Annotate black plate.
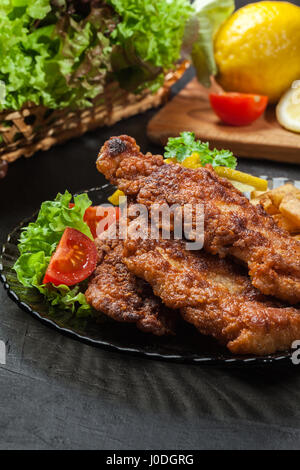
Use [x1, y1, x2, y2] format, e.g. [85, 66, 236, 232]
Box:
[0, 183, 297, 366]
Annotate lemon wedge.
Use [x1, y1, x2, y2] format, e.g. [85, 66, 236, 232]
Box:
[228, 181, 258, 193]
[276, 81, 300, 133]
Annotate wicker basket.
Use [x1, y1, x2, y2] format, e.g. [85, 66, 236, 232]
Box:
[0, 62, 188, 165]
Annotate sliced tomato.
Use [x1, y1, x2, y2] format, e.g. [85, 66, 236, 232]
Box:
[85, 206, 120, 238]
[209, 92, 268, 126]
[69, 204, 120, 238]
[43, 227, 97, 286]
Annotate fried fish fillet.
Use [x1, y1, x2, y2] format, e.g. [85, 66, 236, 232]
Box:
[123, 238, 300, 355]
[85, 237, 176, 336]
[97, 135, 300, 304]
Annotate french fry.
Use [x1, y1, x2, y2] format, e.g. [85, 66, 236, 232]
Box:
[272, 214, 300, 233]
[279, 195, 300, 227]
[262, 196, 280, 215]
[251, 190, 267, 200]
[250, 198, 263, 207]
[251, 194, 280, 215]
[268, 183, 300, 207]
[250, 183, 300, 239]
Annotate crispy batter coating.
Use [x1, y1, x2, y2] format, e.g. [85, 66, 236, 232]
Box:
[123, 238, 300, 355]
[85, 237, 177, 336]
[97, 135, 300, 304]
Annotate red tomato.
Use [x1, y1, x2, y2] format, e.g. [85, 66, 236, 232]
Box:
[85, 206, 120, 238]
[209, 92, 268, 126]
[43, 227, 98, 286]
[69, 204, 120, 238]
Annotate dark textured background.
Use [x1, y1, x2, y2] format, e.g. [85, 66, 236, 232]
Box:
[1, 0, 300, 450]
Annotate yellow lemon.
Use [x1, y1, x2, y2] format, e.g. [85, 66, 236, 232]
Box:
[214, 2, 300, 103]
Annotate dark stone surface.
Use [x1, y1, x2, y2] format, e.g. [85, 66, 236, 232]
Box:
[1, 1, 300, 450]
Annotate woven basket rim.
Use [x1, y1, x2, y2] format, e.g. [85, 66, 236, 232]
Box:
[0, 62, 189, 117]
[0, 61, 189, 165]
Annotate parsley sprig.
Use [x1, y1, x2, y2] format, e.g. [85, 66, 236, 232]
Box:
[164, 132, 237, 169]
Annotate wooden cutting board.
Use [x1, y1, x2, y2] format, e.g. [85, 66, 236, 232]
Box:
[147, 78, 300, 164]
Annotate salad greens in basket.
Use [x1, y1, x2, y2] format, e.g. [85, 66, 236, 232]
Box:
[0, 0, 234, 111]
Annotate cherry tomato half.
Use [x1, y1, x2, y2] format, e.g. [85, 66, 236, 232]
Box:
[43, 227, 98, 286]
[209, 92, 268, 126]
[85, 206, 120, 238]
[69, 204, 120, 238]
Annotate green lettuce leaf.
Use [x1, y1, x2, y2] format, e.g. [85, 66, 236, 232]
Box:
[107, 0, 194, 92]
[183, 0, 235, 87]
[164, 131, 237, 168]
[14, 190, 94, 317]
[0, 0, 117, 110]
